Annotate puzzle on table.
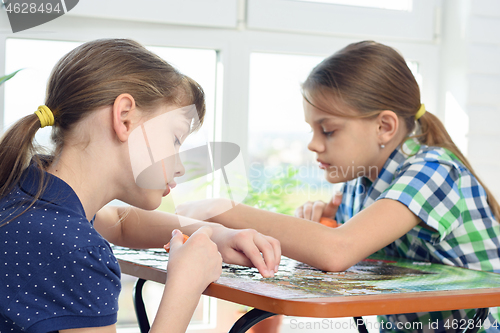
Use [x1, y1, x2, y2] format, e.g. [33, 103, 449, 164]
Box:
[113, 247, 500, 299]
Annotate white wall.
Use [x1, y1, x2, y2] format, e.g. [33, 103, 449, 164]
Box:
[468, 0, 500, 201]
[439, 0, 500, 201]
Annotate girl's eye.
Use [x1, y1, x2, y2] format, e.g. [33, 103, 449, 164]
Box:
[174, 137, 181, 146]
[322, 130, 334, 137]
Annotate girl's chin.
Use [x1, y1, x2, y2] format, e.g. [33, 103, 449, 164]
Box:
[137, 189, 165, 210]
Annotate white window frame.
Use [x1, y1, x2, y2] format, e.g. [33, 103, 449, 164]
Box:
[66, 0, 239, 28]
[247, 0, 440, 41]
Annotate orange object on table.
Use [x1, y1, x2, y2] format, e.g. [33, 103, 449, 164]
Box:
[320, 217, 338, 228]
[164, 233, 189, 253]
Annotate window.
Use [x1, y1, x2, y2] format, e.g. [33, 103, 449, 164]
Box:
[248, 52, 336, 211]
[3, 39, 82, 143]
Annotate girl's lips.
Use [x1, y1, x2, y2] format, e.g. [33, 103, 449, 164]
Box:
[162, 186, 171, 197]
[162, 182, 177, 197]
[318, 160, 331, 169]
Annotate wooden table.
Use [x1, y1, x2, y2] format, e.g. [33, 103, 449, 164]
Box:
[113, 247, 500, 333]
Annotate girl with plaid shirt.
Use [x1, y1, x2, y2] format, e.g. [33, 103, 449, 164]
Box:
[177, 41, 500, 332]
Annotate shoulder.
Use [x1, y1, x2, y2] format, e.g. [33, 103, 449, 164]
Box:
[380, 143, 493, 238]
[389, 144, 471, 194]
[399, 145, 465, 175]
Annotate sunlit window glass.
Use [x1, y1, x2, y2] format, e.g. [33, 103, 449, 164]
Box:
[248, 53, 333, 212]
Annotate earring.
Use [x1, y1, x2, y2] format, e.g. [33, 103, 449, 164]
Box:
[380, 144, 385, 149]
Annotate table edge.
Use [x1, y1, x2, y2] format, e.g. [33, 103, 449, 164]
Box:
[118, 259, 500, 317]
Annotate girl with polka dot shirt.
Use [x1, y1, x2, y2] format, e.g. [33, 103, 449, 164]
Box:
[0, 39, 280, 333]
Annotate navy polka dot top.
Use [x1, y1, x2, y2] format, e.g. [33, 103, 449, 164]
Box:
[0, 164, 121, 332]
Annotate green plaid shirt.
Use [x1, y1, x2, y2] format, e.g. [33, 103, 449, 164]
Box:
[336, 138, 500, 332]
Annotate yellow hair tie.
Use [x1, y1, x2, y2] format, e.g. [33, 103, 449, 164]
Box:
[34, 105, 54, 128]
[415, 104, 426, 120]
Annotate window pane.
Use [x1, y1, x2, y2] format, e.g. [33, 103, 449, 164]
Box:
[4, 39, 83, 145]
[248, 52, 335, 213]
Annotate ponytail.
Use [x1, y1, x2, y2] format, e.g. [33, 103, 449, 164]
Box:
[0, 114, 49, 226]
[417, 111, 500, 222]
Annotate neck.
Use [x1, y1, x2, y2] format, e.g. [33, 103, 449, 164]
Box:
[45, 108, 125, 221]
[47, 146, 119, 221]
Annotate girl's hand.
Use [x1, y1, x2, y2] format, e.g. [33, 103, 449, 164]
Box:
[210, 226, 281, 278]
[295, 192, 342, 222]
[166, 227, 222, 293]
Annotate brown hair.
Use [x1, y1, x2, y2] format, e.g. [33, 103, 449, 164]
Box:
[302, 40, 500, 222]
[0, 38, 206, 226]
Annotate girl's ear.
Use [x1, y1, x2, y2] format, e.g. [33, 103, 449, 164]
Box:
[376, 110, 399, 145]
[112, 93, 137, 142]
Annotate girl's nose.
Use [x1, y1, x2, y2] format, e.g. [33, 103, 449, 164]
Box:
[174, 154, 185, 178]
[307, 133, 325, 153]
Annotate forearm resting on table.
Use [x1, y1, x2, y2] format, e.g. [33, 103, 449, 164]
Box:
[95, 206, 221, 249]
[203, 198, 420, 272]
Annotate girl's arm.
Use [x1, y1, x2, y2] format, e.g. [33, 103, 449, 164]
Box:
[176, 198, 420, 272]
[94, 206, 280, 277]
[61, 227, 222, 333]
[95, 206, 190, 249]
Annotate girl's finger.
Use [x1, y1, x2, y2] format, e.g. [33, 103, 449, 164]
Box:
[166, 229, 185, 253]
[295, 206, 304, 218]
[265, 235, 281, 273]
[303, 201, 314, 220]
[236, 235, 274, 278]
[323, 192, 342, 219]
[253, 234, 279, 275]
[311, 201, 326, 222]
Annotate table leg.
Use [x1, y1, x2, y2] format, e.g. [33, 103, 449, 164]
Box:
[228, 308, 277, 333]
[353, 317, 369, 333]
[133, 278, 150, 333]
[461, 308, 489, 333]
